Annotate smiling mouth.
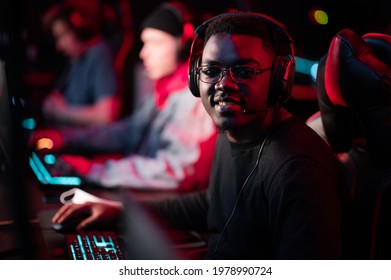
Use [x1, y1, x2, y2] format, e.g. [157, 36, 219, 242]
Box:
[213, 92, 244, 106]
[213, 95, 240, 105]
[218, 101, 235, 106]
[212, 97, 243, 114]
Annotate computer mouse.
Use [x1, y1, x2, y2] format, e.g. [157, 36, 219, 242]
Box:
[52, 217, 85, 234]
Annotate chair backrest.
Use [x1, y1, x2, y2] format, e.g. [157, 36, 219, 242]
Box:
[101, 0, 135, 118]
[315, 28, 391, 259]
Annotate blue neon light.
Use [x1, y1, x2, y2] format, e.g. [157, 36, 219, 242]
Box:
[295, 56, 318, 80]
[21, 118, 36, 130]
[29, 152, 81, 186]
[44, 154, 56, 165]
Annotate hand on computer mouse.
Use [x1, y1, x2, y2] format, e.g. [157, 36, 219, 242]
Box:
[52, 200, 124, 231]
[52, 216, 86, 234]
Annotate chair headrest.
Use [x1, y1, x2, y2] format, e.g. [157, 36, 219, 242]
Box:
[318, 28, 391, 168]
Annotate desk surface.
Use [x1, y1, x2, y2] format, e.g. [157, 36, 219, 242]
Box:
[1, 172, 206, 259]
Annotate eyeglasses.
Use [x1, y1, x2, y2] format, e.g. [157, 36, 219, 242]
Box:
[196, 65, 272, 84]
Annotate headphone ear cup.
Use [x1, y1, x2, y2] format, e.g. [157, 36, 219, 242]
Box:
[188, 56, 201, 97]
[268, 55, 294, 105]
[68, 9, 98, 41]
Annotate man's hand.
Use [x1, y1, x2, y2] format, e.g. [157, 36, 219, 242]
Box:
[52, 200, 124, 231]
[42, 90, 69, 122]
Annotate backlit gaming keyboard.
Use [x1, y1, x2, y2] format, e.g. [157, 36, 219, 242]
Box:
[66, 231, 124, 260]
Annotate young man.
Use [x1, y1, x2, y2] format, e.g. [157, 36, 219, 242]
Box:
[52, 12, 351, 259]
[31, 2, 217, 191]
[41, 1, 120, 126]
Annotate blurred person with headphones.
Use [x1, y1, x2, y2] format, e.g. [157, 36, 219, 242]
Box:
[31, 2, 217, 191]
[51, 12, 351, 259]
[41, 1, 120, 126]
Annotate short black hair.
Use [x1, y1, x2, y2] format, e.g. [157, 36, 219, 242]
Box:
[204, 13, 289, 56]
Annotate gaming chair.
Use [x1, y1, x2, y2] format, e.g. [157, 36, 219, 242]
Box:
[314, 28, 391, 259]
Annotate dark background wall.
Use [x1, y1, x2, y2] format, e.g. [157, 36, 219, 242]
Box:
[6, 0, 389, 64]
[1, 0, 390, 99]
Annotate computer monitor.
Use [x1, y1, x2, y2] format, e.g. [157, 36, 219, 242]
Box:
[0, 59, 46, 259]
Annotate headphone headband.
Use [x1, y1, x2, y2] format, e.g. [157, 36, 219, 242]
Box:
[195, 12, 293, 43]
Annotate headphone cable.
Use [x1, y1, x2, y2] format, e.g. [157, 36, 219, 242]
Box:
[209, 126, 273, 257]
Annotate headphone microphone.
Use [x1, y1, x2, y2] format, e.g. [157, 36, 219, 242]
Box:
[242, 106, 272, 114]
[240, 98, 272, 114]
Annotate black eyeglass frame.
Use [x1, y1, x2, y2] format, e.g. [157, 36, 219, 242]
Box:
[196, 65, 272, 84]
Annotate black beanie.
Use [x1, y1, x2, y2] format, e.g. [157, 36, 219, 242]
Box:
[140, 3, 183, 37]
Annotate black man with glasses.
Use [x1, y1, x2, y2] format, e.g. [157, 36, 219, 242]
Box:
[182, 12, 352, 259]
[50, 12, 353, 259]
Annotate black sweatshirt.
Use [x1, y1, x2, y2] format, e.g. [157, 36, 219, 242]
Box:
[150, 116, 352, 259]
